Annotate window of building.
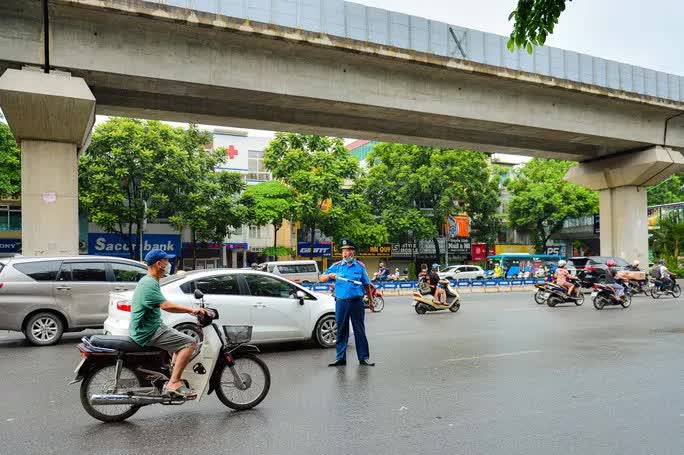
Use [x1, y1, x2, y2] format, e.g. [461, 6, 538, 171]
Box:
[247, 150, 270, 181]
[0, 205, 21, 231]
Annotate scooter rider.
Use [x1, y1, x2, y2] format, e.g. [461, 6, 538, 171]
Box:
[555, 260, 575, 296]
[655, 259, 673, 291]
[428, 263, 441, 295]
[605, 259, 626, 300]
[129, 249, 208, 398]
[627, 260, 640, 271]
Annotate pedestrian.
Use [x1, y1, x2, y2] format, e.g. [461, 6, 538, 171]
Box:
[320, 238, 376, 367]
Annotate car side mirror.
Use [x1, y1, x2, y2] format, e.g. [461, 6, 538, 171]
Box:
[194, 289, 204, 300]
[296, 290, 306, 305]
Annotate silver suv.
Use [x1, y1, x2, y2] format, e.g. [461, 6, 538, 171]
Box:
[0, 256, 148, 345]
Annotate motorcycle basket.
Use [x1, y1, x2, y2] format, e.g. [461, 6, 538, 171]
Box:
[222, 325, 253, 344]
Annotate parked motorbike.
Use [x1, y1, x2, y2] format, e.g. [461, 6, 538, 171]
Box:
[545, 276, 584, 307]
[592, 280, 632, 309]
[71, 290, 270, 423]
[650, 275, 681, 299]
[363, 284, 385, 312]
[412, 279, 461, 314]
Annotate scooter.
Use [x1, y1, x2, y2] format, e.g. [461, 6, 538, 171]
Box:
[545, 276, 584, 307]
[650, 274, 681, 299]
[71, 290, 270, 423]
[534, 282, 551, 304]
[412, 279, 461, 314]
[363, 283, 385, 312]
[592, 279, 632, 309]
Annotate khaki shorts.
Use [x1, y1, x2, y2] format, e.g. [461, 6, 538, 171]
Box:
[147, 324, 195, 353]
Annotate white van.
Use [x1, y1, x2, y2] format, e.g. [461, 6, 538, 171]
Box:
[260, 260, 320, 283]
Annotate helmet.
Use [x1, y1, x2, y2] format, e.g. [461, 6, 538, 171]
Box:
[557, 260, 567, 267]
[632, 260, 640, 267]
[431, 263, 440, 270]
[659, 259, 665, 264]
[607, 259, 616, 267]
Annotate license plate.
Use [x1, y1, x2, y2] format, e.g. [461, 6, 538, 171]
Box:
[74, 358, 86, 374]
[591, 291, 598, 298]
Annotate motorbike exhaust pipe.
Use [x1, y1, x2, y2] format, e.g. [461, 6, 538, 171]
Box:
[90, 394, 167, 405]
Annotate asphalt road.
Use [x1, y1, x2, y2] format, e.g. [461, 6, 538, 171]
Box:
[1, 291, 684, 455]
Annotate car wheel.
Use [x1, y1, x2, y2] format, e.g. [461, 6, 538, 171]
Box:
[314, 314, 337, 348]
[24, 312, 64, 346]
[174, 322, 203, 354]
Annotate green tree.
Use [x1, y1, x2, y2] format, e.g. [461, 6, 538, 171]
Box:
[264, 133, 360, 254]
[80, 118, 217, 259]
[0, 122, 21, 199]
[505, 158, 597, 253]
[508, 0, 571, 53]
[364, 143, 501, 260]
[320, 189, 388, 250]
[170, 169, 250, 269]
[647, 174, 684, 206]
[241, 180, 294, 259]
[651, 212, 684, 260]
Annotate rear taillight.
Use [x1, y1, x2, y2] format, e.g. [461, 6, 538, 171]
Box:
[116, 301, 131, 312]
[586, 266, 595, 272]
[593, 284, 599, 289]
[0, 283, 3, 289]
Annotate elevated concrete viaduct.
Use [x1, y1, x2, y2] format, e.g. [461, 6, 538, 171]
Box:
[1, 0, 683, 263]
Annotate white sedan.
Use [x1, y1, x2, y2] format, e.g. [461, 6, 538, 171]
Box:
[104, 269, 338, 348]
[438, 265, 485, 280]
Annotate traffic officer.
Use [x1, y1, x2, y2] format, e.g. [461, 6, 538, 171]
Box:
[320, 238, 376, 367]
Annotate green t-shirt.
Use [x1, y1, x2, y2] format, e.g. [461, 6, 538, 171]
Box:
[129, 275, 166, 346]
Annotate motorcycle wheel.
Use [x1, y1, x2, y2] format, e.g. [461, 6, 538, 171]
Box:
[593, 296, 605, 310]
[534, 291, 546, 305]
[672, 285, 682, 298]
[415, 303, 427, 314]
[448, 302, 461, 312]
[621, 294, 632, 308]
[574, 293, 585, 306]
[214, 353, 271, 411]
[80, 364, 142, 423]
[651, 288, 661, 299]
[372, 296, 385, 312]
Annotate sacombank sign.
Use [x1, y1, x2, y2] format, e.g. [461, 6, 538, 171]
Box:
[88, 233, 181, 257]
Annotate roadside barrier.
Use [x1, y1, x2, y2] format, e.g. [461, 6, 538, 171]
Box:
[301, 278, 547, 295]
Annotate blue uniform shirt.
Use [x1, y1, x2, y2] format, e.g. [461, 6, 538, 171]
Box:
[325, 258, 371, 299]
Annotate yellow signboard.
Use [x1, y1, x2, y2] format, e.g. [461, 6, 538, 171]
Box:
[494, 244, 534, 255]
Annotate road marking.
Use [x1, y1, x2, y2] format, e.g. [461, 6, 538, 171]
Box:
[443, 350, 542, 362]
[375, 330, 419, 337]
[503, 308, 540, 312]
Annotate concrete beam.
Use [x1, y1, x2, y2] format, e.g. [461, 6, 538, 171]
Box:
[0, 69, 95, 152]
[564, 146, 684, 191]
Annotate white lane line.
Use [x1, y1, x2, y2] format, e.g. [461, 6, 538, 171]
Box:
[443, 350, 542, 362]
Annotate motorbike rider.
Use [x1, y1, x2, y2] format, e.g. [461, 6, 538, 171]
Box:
[654, 259, 673, 291]
[627, 260, 640, 271]
[605, 259, 626, 301]
[555, 260, 575, 296]
[428, 263, 441, 295]
[418, 263, 429, 282]
[374, 262, 389, 281]
[129, 249, 208, 398]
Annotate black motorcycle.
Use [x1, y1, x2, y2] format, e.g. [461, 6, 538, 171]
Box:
[545, 277, 584, 307]
[650, 275, 681, 299]
[592, 280, 632, 309]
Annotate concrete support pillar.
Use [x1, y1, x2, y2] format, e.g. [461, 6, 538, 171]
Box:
[565, 146, 684, 266]
[221, 245, 228, 268]
[0, 69, 95, 256]
[231, 250, 238, 269]
[242, 250, 248, 267]
[598, 186, 649, 266]
[21, 141, 80, 256]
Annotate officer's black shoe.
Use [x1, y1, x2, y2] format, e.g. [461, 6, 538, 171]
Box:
[359, 360, 375, 367]
[328, 360, 346, 367]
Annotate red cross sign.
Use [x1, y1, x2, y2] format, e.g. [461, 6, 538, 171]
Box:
[226, 145, 239, 159]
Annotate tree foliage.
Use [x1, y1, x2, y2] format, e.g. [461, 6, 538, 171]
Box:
[0, 122, 21, 199]
[80, 118, 248, 261]
[508, 0, 571, 53]
[505, 158, 597, 253]
[264, 133, 383, 250]
[651, 212, 684, 260]
[241, 180, 294, 257]
[363, 144, 501, 259]
[647, 173, 684, 206]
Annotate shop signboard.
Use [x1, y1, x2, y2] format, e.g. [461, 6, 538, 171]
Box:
[225, 243, 248, 250]
[448, 238, 471, 255]
[0, 239, 21, 253]
[297, 242, 332, 257]
[444, 215, 470, 238]
[471, 243, 488, 261]
[391, 243, 415, 257]
[334, 243, 392, 257]
[88, 233, 181, 258]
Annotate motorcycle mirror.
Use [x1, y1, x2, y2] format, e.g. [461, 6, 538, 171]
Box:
[194, 289, 204, 300]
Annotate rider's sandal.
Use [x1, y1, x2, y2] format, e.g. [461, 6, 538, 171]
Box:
[163, 385, 196, 399]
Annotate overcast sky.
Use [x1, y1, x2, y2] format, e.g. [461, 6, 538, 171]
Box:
[355, 0, 684, 76]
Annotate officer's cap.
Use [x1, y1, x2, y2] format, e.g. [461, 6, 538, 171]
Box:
[339, 238, 356, 250]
